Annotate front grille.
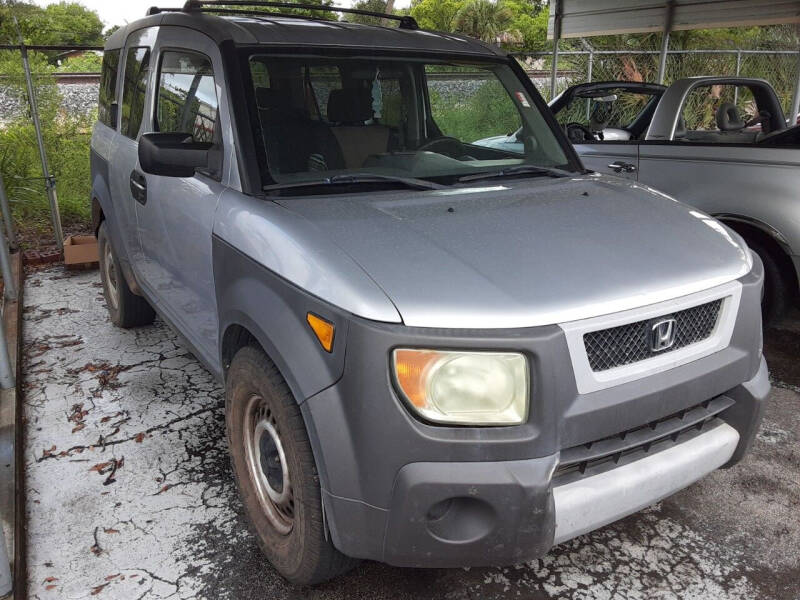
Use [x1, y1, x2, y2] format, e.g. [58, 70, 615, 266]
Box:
[554, 395, 734, 482]
[583, 299, 723, 372]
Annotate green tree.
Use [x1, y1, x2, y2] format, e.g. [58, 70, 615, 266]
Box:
[218, 0, 338, 21]
[0, 1, 103, 57]
[344, 0, 390, 26]
[452, 0, 515, 44]
[409, 0, 463, 32]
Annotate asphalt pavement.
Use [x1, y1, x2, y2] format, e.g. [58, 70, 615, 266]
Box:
[21, 267, 800, 600]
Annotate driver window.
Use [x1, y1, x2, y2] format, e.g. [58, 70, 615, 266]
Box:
[678, 85, 762, 144]
[425, 65, 523, 150]
[156, 50, 219, 143]
[556, 90, 653, 142]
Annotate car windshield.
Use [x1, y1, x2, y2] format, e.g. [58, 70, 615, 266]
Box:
[245, 53, 572, 190]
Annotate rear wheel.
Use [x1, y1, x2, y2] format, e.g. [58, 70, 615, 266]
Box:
[226, 346, 358, 585]
[97, 222, 155, 328]
[748, 239, 787, 324]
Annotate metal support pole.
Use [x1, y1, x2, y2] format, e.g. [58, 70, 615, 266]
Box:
[0, 524, 11, 598]
[586, 49, 594, 120]
[549, 0, 562, 101]
[0, 175, 16, 251]
[0, 300, 14, 390]
[789, 49, 800, 126]
[657, 0, 676, 85]
[15, 17, 63, 252]
[734, 50, 742, 104]
[0, 225, 15, 303]
[0, 524, 14, 597]
[549, 41, 559, 101]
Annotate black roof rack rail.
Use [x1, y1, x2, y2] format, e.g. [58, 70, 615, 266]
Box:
[149, 1, 420, 29]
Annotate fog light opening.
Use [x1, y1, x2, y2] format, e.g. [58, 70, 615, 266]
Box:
[425, 497, 495, 544]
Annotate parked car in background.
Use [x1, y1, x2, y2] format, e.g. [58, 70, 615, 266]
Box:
[91, 5, 769, 585]
[545, 77, 800, 322]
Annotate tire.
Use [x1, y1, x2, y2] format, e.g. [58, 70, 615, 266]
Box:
[748, 239, 787, 325]
[226, 346, 358, 585]
[97, 221, 156, 328]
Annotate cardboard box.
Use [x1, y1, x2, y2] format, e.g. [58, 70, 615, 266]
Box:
[63, 235, 99, 265]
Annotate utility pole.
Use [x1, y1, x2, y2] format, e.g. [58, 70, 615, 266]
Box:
[14, 17, 64, 252]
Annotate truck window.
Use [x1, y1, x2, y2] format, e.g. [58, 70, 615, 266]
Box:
[425, 65, 522, 147]
[156, 51, 219, 143]
[120, 47, 151, 140]
[98, 49, 121, 128]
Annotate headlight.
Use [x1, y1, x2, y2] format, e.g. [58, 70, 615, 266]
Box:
[392, 349, 529, 425]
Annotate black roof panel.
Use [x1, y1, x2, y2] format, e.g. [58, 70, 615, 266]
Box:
[105, 11, 503, 58]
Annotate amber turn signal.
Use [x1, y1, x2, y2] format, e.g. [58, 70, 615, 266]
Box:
[307, 313, 335, 352]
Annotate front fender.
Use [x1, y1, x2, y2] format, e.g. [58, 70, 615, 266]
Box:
[213, 235, 350, 403]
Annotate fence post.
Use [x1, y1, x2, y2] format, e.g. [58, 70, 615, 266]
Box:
[0, 174, 16, 252]
[14, 17, 64, 252]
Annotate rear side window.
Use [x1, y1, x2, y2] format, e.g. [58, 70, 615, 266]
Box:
[121, 47, 152, 139]
[98, 49, 120, 128]
[156, 51, 219, 143]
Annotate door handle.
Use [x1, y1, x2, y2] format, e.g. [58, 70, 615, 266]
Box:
[130, 170, 147, 205]
[608, 161, 637, 174]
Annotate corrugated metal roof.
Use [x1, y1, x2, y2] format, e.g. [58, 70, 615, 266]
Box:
[548, 0, 800, 39]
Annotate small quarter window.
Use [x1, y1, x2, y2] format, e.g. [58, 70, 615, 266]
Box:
[120, 47, 152, 139]
[98, 49, 120, 128]
[156, 51, 219, 143]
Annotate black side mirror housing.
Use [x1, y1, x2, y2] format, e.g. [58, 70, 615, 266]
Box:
[138, 133, 214, 178]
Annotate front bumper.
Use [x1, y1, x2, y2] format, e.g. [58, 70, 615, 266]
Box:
[303, 265, 767, 567]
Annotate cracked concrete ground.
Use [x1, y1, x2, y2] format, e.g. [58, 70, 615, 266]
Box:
[22, 267, 800, 599]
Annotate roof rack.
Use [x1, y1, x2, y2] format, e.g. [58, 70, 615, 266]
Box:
[148, 1, 419, 30]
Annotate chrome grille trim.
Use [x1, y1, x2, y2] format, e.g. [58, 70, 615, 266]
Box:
[559, 281, 742, 395]
[584, 299, 722, 372]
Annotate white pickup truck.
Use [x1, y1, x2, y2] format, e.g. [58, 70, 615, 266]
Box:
[479, 77, 800, 321]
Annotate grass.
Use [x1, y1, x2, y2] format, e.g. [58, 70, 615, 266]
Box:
[0, 70, 93, 250]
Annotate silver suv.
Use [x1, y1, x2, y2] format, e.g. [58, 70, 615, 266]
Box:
[90, 1, 769, 585]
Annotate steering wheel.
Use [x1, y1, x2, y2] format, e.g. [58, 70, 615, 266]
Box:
[565, 122, 597, 143]
[417, 136, 464, 158]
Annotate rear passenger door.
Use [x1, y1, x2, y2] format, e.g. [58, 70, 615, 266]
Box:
[134, 28, 230, 365]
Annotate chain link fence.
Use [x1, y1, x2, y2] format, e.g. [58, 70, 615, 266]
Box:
[518, 49, 800, 118]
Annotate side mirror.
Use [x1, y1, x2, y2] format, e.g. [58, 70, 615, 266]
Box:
[138, 133, 213, 178]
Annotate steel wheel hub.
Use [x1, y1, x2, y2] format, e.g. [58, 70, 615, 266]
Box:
[243, 395, 294, 535]
[102, 241, 119, 311]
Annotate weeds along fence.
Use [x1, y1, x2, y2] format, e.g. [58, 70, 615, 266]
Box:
[518, 49, 800, 115]
[0, 45, 101, 236]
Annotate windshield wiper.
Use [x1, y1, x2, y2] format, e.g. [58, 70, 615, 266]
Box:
[457, 165, 572, 183]
[264, 173, 445, 193]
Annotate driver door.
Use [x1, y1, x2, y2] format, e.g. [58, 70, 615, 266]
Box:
[574, 143, 639, 180]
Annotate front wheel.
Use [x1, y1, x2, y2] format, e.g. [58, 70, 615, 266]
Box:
[97, 222, 155, 328]
[226, 346, 358, 585]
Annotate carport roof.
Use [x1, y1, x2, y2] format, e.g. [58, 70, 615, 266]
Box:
[548, 0, 800, 39]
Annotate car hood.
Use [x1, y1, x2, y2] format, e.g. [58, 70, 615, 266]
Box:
[276, 174, 752, 328]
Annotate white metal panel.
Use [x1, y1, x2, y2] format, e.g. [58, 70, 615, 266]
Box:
[549, 0, 800, 39]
